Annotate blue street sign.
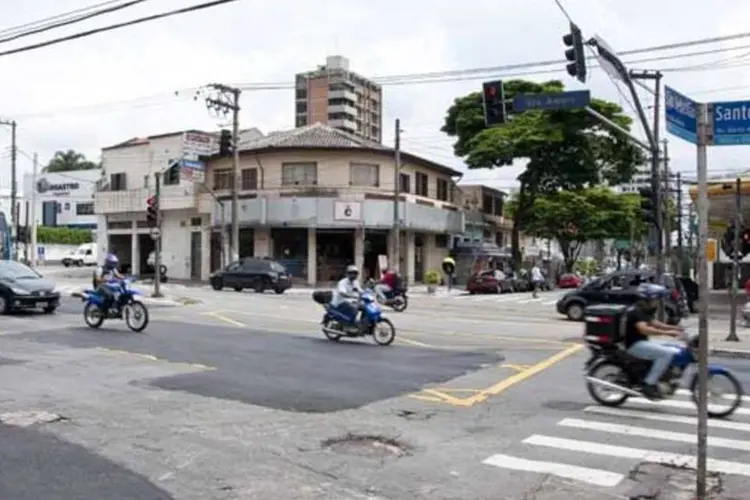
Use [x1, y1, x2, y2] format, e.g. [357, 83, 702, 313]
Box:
[180, 159, 205, 170]
[711, 100, 750, 145]
[665, 86, 697, 144]
[512, 90, 590, 112]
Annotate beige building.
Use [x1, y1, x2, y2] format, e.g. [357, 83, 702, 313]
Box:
[295, 55, 382, 143]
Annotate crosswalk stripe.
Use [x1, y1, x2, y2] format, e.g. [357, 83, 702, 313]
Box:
[558, 417, 750, 451]
[629, 396, 750, 415]
[674, 388, 747, 401]
[523, 434, 750, 476]
[481, 453, 623, 487]
[583, 405, 750, 432]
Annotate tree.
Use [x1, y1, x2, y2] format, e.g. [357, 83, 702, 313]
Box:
[43, 150, 100, 172]
[442, 79, 645, 264]
[508, 187, 643, 272]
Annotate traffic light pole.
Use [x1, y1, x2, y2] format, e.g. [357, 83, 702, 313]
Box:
[152, 172, 163, 298]
[728, 177, 742, 341]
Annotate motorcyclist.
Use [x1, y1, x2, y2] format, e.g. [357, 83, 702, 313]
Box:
[331, 264, 363, 324]
[375, 267, 399, 302]
[625, 283, 684, 399]
[93, 253, 124, 314]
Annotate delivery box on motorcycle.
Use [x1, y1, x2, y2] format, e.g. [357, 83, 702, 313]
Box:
[583, 304, 629, 345]
[312, 290, 333, 305]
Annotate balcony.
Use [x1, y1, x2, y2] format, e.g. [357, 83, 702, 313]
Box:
[328, 103, 357, 116]
[329, 89, 357, 102]
[328, 117, 357, 133]
[95, 183, 198, 214]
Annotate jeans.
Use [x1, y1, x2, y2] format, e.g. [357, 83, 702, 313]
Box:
[96, 283, 118, 311]
[335, 300, 359, 323]
[627, 340, 681, 385]
[374, 284, 391, 302]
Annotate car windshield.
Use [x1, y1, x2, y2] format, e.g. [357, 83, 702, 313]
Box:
[0, 261, 41, 280]
[270, 262, 286, 273]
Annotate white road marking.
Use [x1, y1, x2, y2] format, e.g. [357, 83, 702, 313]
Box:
[482, 453, 624, 487]
[583, 405, 750, 432]
[629, 396, 750, 415]
[523, 434, 750, 476]
[674, 388, 746, 401]
[558, 417, 750, 451]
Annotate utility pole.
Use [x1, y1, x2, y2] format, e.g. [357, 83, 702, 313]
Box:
[392, 118, 401, 276]
[662, 139, 671, 272]
[205, 83, 241, 262]
[728, 177, 742, 342]
[30, 153, 38, 267]
[676, 172, 683, 271]
[152, 172, 163, 298]
[0, 119, 17, 259]
[23, 200, 29, 263]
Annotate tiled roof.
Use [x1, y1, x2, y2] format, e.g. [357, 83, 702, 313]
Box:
[239, 122, 388, 152]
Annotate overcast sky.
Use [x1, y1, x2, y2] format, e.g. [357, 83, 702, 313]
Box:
[0, 0, 749, 192]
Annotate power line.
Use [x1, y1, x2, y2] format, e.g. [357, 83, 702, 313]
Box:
[0, 0, 239, 59]
[0, 0, 126, 37]
[0, 0, 153, 45]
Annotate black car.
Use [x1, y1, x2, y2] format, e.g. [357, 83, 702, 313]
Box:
[209, 257, 292, 294]
[0, 261, 60, 314]
[555, 269, 685, 324]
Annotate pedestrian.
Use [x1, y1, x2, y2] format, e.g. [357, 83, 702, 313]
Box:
[531, 261, 544, 298]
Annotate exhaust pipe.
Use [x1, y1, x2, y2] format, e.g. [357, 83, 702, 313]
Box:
[585, 376, 641, 397]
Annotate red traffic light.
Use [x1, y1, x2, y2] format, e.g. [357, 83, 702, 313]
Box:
[146, 195, 156, 207]
[486, 85, 496, 98]
[743, 230, 750, 242]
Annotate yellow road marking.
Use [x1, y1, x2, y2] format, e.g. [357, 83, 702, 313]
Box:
[97, 348, 216, 370]
[421, 388, 473, 407]
[501, 364, 534, 372]
[202, 311, 246, 327]
[432, 388, 482, 393]
[409, 394, 448, 403]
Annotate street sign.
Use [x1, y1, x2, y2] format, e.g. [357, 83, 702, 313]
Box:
[710, 100, 750, 145]
[182, 132, 215, 156]
[706, 238, 717, 263]
[181, 159, 205, 170]
[665, 86, 698, 144]
[512, 90, 590, 112]
[179, 159, 205, 183]
[334, 202, 362, 221]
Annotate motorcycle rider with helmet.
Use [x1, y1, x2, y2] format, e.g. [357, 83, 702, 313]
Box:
[625, 283, 685, 399]
[331, 264, 364, 326]
[93, 253, 124, 315]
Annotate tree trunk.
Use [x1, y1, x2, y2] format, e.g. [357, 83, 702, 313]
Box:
[511, 182, 533, 269]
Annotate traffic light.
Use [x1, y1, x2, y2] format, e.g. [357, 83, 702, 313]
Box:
[562, 22, 587, 83]
[146, 195, 158, 228]
[741, 228, 750, 258]
[638, 187, 658, 226]
[218, 129, 233, 157]
[482, 80, 506, 126]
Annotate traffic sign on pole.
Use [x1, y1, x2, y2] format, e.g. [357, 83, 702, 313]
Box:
[710, 100, 750, 145]
[665, 86, 698, 144]
[512, 90, 590, 112]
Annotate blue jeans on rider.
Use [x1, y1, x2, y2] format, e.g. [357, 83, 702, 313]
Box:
[335, 301, 359, 323]
[97, 283, 118, 311]
[628, 340, 681, 385]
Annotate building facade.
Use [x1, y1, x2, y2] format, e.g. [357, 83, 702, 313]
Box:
[295, 56, 382, 143]
[94, 124, 464, 284]
[23, 169, 102, 228]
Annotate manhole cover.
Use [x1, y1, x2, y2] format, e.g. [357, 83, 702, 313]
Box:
[321, 433, 412, 458]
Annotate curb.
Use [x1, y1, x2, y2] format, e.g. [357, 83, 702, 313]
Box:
[709, 347, 750, 359]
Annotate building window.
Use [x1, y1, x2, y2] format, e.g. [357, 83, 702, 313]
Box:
[295, 115, 308, 127]
[495, 232, 504, 247]
[295, 87, 307, 100]
[76, 202, 94, 215]
[482, 194, 493, 214]
[349, 163, 379, 187]
[110, 172, 126, 191]
[56, 202, 62, 213]
[494, 196, 504, 216]
[281, 162, 317, 186]
[435, 234, 449, 248]
[415, 172, 428, 197]
[436, 179, 449, 201]
[213, 169, 232, 190]
[241, 168, 258, 190]
[399, 173, 411, 193]
[295, 102, 307, 114]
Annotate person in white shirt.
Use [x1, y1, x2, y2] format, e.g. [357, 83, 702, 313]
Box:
[530, 263, 544, 298]
[331, 264, 363, 323]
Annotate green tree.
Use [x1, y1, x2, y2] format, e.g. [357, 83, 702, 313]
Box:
[442, 79, 645, 264]
[43, 149, 100, 172]
[508, 188, 643, 272]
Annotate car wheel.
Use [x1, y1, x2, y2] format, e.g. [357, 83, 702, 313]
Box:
[0, 295, 9, 314]
[63, 261, 70, 268]
[75, 260, 83, 267]
[274, 288, 285, 294]
[211, 279, 223, 291]
[566, 302, 585, 321]
[42, 305, 57, 314]
[233, 286, 243, 292]
[253, 279, 265, 293]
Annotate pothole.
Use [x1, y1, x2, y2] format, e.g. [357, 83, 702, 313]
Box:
[321, 433, 412, 458]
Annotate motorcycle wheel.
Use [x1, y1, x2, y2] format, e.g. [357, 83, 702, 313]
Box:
[690, 371, 744, 418]
[372, 318, 396, 346]
[83, 302, 105, 328]
[391, 296, 408, 312]
[322, 319, 342, 342]
[586, 360, 630, 407]
[124, 302, 149, 332]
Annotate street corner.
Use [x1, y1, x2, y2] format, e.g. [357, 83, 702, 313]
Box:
[408, 343, 584, 408]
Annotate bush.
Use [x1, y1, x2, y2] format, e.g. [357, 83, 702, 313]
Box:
[37, 226, 93, 245]
[424, 269, 441, 285]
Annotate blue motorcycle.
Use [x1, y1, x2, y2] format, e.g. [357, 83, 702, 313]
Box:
[79, 278, 150, 332]
[312, 289, 396, 345]
[585, 328, 743, 418]
[364, 279, 408, 312]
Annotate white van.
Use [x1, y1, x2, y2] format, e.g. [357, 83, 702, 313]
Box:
[62, 243, 98, 267]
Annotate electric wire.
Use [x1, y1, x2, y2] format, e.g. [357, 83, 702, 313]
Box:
[0, 0, 153, 45]
[0, 0, 128, 38]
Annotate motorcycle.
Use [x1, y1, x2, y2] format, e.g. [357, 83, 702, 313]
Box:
[584, 324, 743, 418]
[364, 279, 408, 312]
[79, 278, 150, 332]
[312, 289, 396, 346]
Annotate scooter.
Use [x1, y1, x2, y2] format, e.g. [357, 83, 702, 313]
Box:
[78, 278, 150, 332]
[312, 289, 396, 346]
[364, 279, 408, 312]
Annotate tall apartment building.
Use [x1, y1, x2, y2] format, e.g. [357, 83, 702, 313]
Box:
[617, 166, 677, 194]
[295, 55, 383, 143]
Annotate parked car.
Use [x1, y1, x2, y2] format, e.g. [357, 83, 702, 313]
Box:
[209, 257, 292, 294]
[676, 276, 699, 313]
[61, 243, 97, 267]
[555, 269, 685, 324]
[466, 270, 514, 294]
[0, 260, 60, 314]
[558, 273, 583, 289]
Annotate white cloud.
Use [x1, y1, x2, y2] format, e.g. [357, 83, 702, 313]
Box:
[0, 0, 748, 192]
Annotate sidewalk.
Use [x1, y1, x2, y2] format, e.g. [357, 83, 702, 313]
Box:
[680, 316, 750, 358]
